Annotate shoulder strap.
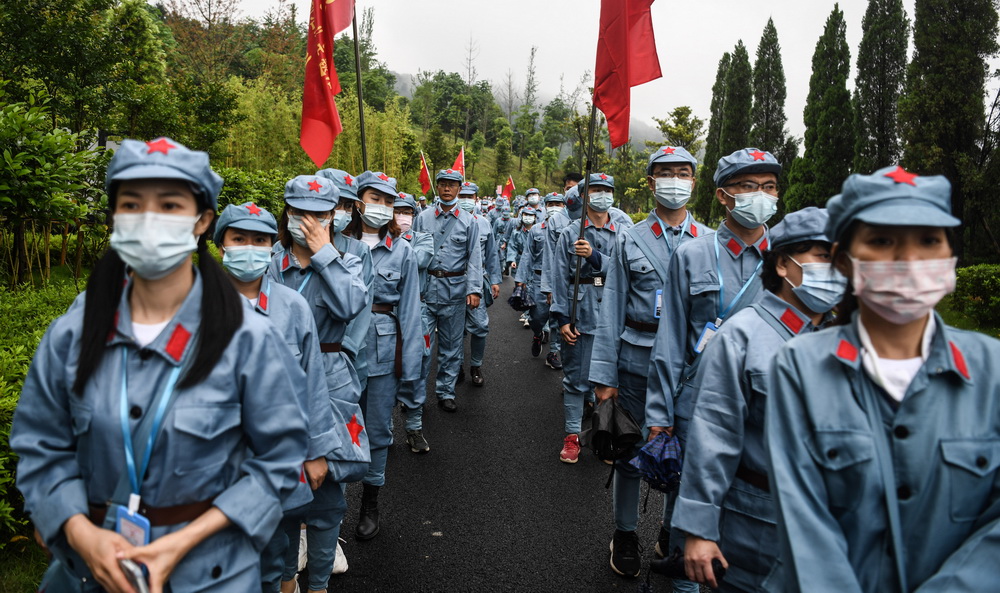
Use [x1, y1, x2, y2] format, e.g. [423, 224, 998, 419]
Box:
[751, 303, 794, 341]
[630, 225, 668, 285]
[856, 370, 909, 593]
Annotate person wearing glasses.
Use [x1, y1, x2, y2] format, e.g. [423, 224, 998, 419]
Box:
[589, 146, 712, 578]
[644, 148, 782, 592]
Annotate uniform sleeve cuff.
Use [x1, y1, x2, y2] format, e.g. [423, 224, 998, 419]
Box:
[309, 244, 338, 270]
[586, 251, 602, 269]
[588, 361, 619, 388]
[213, 478, 283, 551]
[307, 430, 339, 460]
[553, 313, 571, 327]
[33, 480, 89, 545]
[670, 496, 721, 542]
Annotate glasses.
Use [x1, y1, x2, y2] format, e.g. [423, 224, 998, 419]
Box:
[725, 180, 779, 194]
[650, 171, 693, 180]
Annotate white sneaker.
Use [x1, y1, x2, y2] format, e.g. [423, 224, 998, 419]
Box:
[297, 527, 307, 572]
[332, 538, 349, 574]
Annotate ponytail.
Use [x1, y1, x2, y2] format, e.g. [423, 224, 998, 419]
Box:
[73, 250, 127, 395]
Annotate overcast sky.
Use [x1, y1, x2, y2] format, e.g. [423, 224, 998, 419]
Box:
[236, 0, 944, 142]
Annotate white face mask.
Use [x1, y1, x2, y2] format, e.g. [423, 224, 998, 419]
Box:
[850, 256, 958, 325]
[360, 203, 393, 229]
[287, 213, 331, 246]
[727, 190, 778, 229]
[588, 191, 614, 212]
[654, 177, 693, 209]
[457, 198, 476, 212]
[395, 213, 413, 233]
[522, 215, 536, 225]
[110, 212, 199, 280]
[526, 195, 540, 206]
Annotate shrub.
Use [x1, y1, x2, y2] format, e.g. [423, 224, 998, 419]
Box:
[0, 279, 83, 549]
[951, 264, 1000, 327]
[215, 166, 290, 218]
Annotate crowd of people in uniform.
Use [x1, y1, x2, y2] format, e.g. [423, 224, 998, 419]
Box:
[9, 135, 1000, 593]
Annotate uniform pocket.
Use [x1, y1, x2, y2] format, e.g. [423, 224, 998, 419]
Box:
[172, 403, 241, 475]
[940, 438, 1000, 522]
[807, 429, 875, 514]
[627, 255, 658, 292]
[374, 318, 398, 364]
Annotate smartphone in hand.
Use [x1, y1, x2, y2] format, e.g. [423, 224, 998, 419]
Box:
[118, 558, 150, 593]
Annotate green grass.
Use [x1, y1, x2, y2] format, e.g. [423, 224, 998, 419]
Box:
[0, 538, 47, 592]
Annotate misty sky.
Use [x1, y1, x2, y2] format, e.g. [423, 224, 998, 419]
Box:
[235, 0, 981, 144]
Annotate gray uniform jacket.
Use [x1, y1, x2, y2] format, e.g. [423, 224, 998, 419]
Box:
[414, 205, 483, 304]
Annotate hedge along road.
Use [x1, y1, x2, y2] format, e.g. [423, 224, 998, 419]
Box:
[330, 275, 675, 592]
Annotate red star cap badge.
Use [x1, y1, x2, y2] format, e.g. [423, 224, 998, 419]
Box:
[662, 146, 676, 155]
[748, 149, 767, 161]
[884, 166, 918, 186]
[378, 173, 389, 181]
[146, 138, 176, 155]
[307, 180, 323, 192]
[344, 174, 353, 186]
[599, 173, 608, 180]
[446, 169, 454, 174]
[399, 192, 405, 198]
[346, 414, 365, 446]
[246, 203, 262, 216]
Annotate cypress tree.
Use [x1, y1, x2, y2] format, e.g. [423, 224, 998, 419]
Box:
[750, 19, 788, 155]
[719, 41, 753, 156]
[900, 0, 998, 260]
[785, 4, 855, 210]
[693, 52, 730, 223]
[854, 0, 908, 173]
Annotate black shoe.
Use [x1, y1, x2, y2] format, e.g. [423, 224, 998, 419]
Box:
[470, 366, 485, 386]
[406, 430, 430, 453]
[456, 367, 465, 384]
[531, 335, 542, 357]
[438, 398, 457, 412]
[655, 525, 670, 558]
[355, 484, 380, 541]
[545, 352, 562, 370]
[542, 330, 550, 344]
[609, 529, 641, 578]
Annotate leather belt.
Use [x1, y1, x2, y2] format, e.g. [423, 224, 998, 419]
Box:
[428, 269, 465, 278]
[533, 269, 542, 275]
[320, 342, 342, 353]
[735, 463, 770, 493]
[572, 276, 604, 286]
[625, 318, 659, 333]
[89, 498, 215, 528]
[371, 304, 403, 378]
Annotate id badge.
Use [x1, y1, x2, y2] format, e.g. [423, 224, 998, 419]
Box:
[116, 506, 150, 547]
[694, 321, 719, 354]
[654, 289, 663, 319]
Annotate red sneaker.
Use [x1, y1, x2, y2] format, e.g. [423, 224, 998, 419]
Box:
[560, 434, 581, 464]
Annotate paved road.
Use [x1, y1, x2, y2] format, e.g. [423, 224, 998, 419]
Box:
[331, 276, 681, 592]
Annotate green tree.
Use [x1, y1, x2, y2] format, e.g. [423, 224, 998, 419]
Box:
[750, 18, 788, 155]
[525, 151, 542, 186]
[720, 41, 752, 156]
[693, 52, 731, 223]
[541, 146, 559, 184]
[853, 0, 908, 174]
[332, 7, 396, 112]
[468, 131, 486, 176]
[899, 0, 999, 260]
[424, 124, 450, 172]
[785, 4, 855, 210]
[649, 106, 705, 154]
[494, 122, 514, 183]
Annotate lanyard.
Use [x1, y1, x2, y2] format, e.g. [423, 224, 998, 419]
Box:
[714, 233, 763, 323]
[296, 270, 313, 294]
[119, 347, 182, 509]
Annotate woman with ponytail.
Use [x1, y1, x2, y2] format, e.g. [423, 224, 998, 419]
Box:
[10, 138, 309, 593]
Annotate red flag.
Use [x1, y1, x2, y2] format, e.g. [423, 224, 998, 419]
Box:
[299, 0, 356, 169]
[593, 0, 662, 148]
[418, 152, 432, 195]
[501, 175, 515, 199]
[452, 146, 465, 177]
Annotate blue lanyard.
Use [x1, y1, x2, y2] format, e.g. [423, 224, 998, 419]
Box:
[714, 234, 763, 322]
[119, 347, 182, 497]
[296, 270, 313, 294]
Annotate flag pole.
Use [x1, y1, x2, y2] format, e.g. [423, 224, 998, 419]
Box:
[352, 12, 368, 171]
[569, 101, 598, 331]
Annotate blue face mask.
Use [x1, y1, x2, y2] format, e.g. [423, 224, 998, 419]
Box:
[588, 191, 614, 213]
[223, 245, 273, 282]
[457, 198, 476, 212]
[727, 190, 778, 229]
[333, 210, 352, 234]
[440, 196, 458, 206]
[786, 258, 847, 313]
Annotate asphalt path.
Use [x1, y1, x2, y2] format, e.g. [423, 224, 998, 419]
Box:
[331, 275, 684, 593]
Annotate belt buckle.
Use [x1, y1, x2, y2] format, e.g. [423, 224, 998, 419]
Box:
[594, 277, 604, 287]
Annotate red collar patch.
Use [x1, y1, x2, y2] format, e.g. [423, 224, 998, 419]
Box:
[258, 290, 269, 312]
[385, 234, 393, 249]
[651, 221, 663, 237]
[949, 341, 970, 379]
[836, 339, 859, 363]
[726, 238, 743, 256]
[759, 238, 769, 252]
[165, 324, 192, 362]
[780, 309, 805, 334]
[281, 254, 290, 271]
[690, 223, 698, 237]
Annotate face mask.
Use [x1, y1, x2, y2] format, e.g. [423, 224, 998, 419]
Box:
[849, 256, 957, 325]
[527, 195, 540, 206]
[360, 203, 393, 229]
[286, 214, 307, 246]
[223, 245, 272, 282]
[502, 213, 510, 220]
[111, 212, 199, 280]
[457, 198, 476, 212]
[588, 191, 614, 213]
[548, 204, 564, 213]
[395, 213, 413, 233]
[440, 196, 458, 206]
[785, 258, 847, 314]
[333, 210, 352, 233]
[522, 215, 536, 225]
[726, 190, 778, 229]
[655, 178, 693, 209]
